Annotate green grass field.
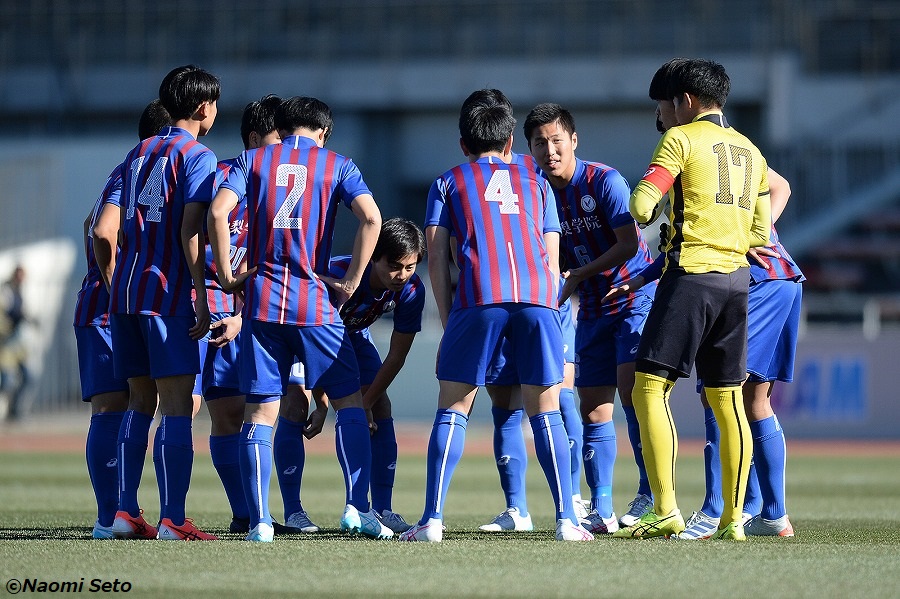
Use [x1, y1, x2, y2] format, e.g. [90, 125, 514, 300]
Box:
[1, 429, 899, 598]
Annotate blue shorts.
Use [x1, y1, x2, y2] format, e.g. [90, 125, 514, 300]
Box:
[201, 312, 242, 400]
[287, 329, 381, 389]
[560, 298, 576, 364]
[74, 325, 129, 401]
[240, 319, 360, 401]
[111, 313, 200, 380]
[746, 279, 802, 383]
[439, 304, 563, 387]
[574, 293, 652, 387]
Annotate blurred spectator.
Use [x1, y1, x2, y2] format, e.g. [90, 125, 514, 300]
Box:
[0, 266, 34, 420]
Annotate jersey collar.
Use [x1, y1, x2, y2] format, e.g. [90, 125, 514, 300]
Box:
[694, 111, 729, 128]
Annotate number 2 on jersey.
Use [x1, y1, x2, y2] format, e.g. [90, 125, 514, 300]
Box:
[484, 169, 520, 215]
[712, 143, 753, 210]
[273, 164, 307, 229]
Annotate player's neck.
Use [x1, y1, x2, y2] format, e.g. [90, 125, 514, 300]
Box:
[468, 151, 506, 163]
[172, 118, 201, 138]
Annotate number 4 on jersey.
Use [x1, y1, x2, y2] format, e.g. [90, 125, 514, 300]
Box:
[485, 169, 520, 215]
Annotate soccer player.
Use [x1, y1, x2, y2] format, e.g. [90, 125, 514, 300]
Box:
[75, 99, 170, 539]
[109, 65, 220, 541]
[613, 58, 771, 541]
[524, 103, 657, 534]
[399, 89, 593, 542]
[274, 217, 427, 535]
[209, 96, 390, 542]
[201, 94, 283, 535]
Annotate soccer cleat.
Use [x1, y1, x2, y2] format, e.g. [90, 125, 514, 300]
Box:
[671, 510, 720, 540]
[619, 493, 653, 527]
[229, 517, 250, 534]
[340, 505, 393, 539]
[375, 509, 412, 533]
[92, 520, 115, 539]
[613, 508, 685, 539]
[555, 518, 595, 541]
[280, 510, 320, 533]
[398, 518, 443, 542]
[157, 518, 218, 541]
[573, 498, 590, 521]
[742, 511, 754, 526]
[478, 507, 534, 532]
[710, 521, 746, 541]
[745, 514, 795, 537]
[245, 522, 274, 542]
[581, 510, 619, 534]
[112, 510, 158, 540]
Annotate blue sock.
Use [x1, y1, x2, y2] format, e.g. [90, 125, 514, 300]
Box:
[273, 417, 306, 519]
[370, 417, 398, 514]
[153, 415, 193, 525]
[335, 407, 372, 513]
[750, 415, 787, 520]
[209, 433, 249, 520]
[491, 406, 528, 515]
[530, 410, 575, 523]
[622, 405, 652, 498]
[583, 421, 616, 518]
[558, 388, 583, 498]
[421, 409, 467, 523]
[240, 423, 274, 528]
[117, 410, 153, 518]
[701, 407, 724, 518]
[743, 459, 762, 517]
[87, 411, 124, 527]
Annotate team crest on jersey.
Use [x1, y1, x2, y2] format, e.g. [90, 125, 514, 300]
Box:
[382, 300, 396, 313]
[580, 195, 596, 212]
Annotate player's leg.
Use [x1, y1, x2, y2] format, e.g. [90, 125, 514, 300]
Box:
[273, 370, 319, 533]
[369, 391, 411, 532]
[559, 363, 586, 518]
[480, 384, 531, 531]
[76, 324, 129, 538]
[675, 388, 724, 540]
[206, 392, 248, 531]
[239, 396, 280, 542]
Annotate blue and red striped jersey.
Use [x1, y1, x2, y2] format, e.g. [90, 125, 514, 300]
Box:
[750, 225, 805, 283]
[425, 156, 561, 310]
[74, 164, 123, 327]
[329, 256, 426, 333]
[554, 158, 655, 319]
[220, 135, 372, 325]
[109, 126, 217, 317]
[203, 158, 249, 314]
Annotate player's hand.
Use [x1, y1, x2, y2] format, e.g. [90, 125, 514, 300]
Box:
[318, 275, 357, 310]
[303, 405, 327, 439]
[658, 222, 670, 253]
[602, 275, 646, 305]
[747, 246, 780, 269]
[366, 409, 378, 436]
[209, 315, 242, 347]
[190, 300, 211, 340]
[558, 270, 582, 305]
[220, 267, 256, 293]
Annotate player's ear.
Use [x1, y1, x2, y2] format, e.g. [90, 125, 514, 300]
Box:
[459, 138, 471, 157]
[248, 131, 261, 149]
[571, 131, 578, 150]
[503, 134, 514, 155]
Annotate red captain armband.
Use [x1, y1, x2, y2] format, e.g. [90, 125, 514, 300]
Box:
[641, 164, 675, 194]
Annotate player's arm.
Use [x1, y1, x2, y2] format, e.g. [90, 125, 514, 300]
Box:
[426, 225, 452, 329]
[92, 202, 121, 291]
[320, 194, 382, 308]
[748, 166, 772, 248]
[561, 223, 638, 304]
[361, 330, 417, 410]
[304, 388, 330, 440]
[182, 202, 210, 339]
[630, 173, 671, 226]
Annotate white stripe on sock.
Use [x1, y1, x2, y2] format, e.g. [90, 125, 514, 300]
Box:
[542, 413, 565, 514]
[336, 422, 353, 502]
[435, 412, 456, 514]
[254, 443, 264, 520]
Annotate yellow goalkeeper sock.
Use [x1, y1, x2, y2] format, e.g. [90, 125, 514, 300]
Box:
[632, 372, 678, 517]
[704, 386, 753, 525]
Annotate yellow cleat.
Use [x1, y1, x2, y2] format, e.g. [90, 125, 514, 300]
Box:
[613, 509, 685, 539]
[710, 521, 746, 541]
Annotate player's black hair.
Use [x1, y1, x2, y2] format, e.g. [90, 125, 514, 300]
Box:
[666, 58, 730, 109]
[138, 99, 171, 140]
[240, 94, 282, 149]
[458, 89, 516, 155]
[523, 103, 576, 148]
[649, 57, 689, 101]
[276, 96, 334, 143]
[158, 65, 220, 121]
[372, 217, 426, 264]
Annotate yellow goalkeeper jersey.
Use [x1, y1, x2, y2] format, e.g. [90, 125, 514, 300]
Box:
[631, 111, 771, 274]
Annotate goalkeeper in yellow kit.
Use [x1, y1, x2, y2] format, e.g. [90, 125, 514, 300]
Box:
[614, 58, 771, 541]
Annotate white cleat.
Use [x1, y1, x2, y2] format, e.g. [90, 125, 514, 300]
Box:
[245, 522, 274, 542]
[619, 493, 653, 528]
[375, 509, 412, 533]
[556, 518, 594, 541]
[671, 510, 720, 540]
[398, 518, 443, 542]
[573, 498, 590, 521]
[745, 514, 794, 537]
[92, 520, 115, 539]
[283, 510, 320, 533]
[581, 510, 619, 534]
[478, 507, 534, 532]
